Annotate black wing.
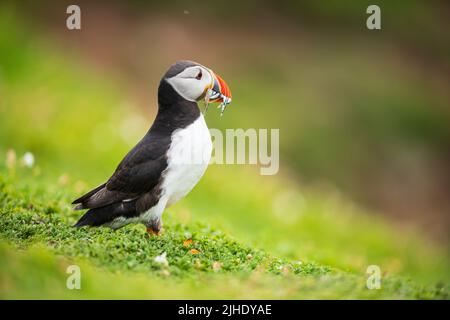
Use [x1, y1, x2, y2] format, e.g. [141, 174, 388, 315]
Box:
[72, 134, 170, 211]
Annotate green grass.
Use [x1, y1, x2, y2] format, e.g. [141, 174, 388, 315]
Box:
[0, 4, 449, 299]
[0, 174, 328, 278]
[0, 172, 447, 299]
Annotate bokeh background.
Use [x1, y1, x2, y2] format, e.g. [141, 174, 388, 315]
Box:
[0, 0, 449, 298]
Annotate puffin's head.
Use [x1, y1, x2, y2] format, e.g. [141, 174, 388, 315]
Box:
[164, 60, 232, 115]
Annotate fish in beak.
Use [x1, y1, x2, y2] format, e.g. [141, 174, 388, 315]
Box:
[204, 70, 232, 116]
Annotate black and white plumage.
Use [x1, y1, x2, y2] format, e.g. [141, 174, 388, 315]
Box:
[72, 60, 232, 234]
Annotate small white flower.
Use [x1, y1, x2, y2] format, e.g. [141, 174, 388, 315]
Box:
[22, 152, 35, 168]
[154, 252, 168, 267]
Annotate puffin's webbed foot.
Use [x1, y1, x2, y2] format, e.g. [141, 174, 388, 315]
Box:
[146, 227, 160, 236]
[146, 218, 162, 236]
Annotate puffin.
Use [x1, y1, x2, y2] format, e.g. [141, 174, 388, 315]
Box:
[72, 60, 232, 235]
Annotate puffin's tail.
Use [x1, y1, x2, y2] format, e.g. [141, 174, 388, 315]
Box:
[72, 183, 107, 210]
[73, 200, 137, 228]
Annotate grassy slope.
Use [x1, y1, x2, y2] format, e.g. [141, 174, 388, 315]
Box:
[0, 7, 448, 299]
[0, 174, 446, 299]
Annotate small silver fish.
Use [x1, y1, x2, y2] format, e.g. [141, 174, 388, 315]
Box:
[203, 88, 231, 117]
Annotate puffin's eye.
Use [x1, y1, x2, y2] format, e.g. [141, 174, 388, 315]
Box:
[195, 70, 202, 80]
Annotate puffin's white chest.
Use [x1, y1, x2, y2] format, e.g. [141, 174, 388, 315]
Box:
[162, 115, 212, 206]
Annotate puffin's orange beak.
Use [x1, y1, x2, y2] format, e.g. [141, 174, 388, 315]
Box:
[210, 72, 232, 104]
[203, 69, 232, 116]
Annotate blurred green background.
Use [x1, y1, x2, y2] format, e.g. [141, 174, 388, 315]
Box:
[0, 0, 449, 299]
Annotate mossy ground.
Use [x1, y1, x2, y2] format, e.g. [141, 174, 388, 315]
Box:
[0, 173, 329, 278]
[0, 171, 448, 299]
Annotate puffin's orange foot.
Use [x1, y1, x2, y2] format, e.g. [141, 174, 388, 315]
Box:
[146, 218, 162, 236]
[146, 227, 161, 236]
